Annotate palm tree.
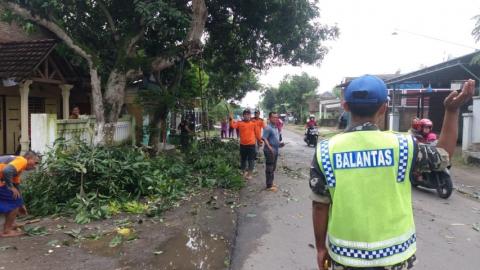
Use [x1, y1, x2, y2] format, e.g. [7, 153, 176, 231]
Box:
[472, 15, 480, 64]
[473, 15, 480, 42]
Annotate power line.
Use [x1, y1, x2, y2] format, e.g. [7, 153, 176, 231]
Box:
[392, 28, 478, 50]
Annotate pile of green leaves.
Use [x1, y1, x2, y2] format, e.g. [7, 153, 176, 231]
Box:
[22, 138, 242, 222]
[186, 137, 243, 190]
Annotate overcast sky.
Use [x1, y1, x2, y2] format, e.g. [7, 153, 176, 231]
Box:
[241, 0, 480, 108]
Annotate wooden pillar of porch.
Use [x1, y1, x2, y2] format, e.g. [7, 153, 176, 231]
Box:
[19, 80, 33, 154]
[60, 84, 74, 119]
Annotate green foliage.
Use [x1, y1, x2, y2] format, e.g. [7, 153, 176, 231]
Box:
[209, 100, 232, 122]
[332, 86, 342, 99]
[261, 87, 277, 112]
[260, 72, 319, 120]
[186, 138, 244, 190]
[123, 201, 149, 214]
[70, 193, 111, 224]
[22, 138, 242, 222]
[138, 61, 207, 117]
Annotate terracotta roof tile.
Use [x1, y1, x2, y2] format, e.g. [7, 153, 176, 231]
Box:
[0, 39, 57, 79]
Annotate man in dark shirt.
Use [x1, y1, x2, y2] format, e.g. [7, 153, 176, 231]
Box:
[178, 119, 192, 150]
[262, 112, 284, 191]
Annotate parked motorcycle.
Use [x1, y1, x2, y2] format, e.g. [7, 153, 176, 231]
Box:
[304, 127, 319, 147]
[412, 168, 453, 199]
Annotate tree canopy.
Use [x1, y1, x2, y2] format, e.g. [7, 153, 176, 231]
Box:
[1, 0, 338, 147]
[260, 72, 319, 120]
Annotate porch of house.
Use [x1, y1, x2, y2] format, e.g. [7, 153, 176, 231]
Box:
[0, 39, 85, 155]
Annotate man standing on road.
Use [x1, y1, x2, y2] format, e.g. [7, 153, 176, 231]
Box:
[262, 112, 285, 192]
[230, 109, 262, 180]
[310, 75, 475, 270]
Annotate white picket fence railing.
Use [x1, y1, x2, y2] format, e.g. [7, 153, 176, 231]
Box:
[31, 114, 135, 154]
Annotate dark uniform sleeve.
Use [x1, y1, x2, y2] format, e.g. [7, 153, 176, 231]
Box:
[2, 165, 18, 188]
[309, 153, 332, 204]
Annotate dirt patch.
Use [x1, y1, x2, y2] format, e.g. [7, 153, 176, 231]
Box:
[0, 189, 239, 270]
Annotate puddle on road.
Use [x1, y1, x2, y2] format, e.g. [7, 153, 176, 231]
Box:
[80, 234, 123, 257]
[152, 227, 229, 270]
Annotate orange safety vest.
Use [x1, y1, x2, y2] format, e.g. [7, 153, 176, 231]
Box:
[0, 156, 27, 187]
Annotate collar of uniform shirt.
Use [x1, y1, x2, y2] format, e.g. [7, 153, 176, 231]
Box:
[345, 122, 379, 133]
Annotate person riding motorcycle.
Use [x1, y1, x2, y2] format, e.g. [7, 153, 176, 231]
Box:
[305, 115, 317, 129]
[418, 118, 437, 144]
[410, 117, 422, 140]
[304, 115, 318, 146]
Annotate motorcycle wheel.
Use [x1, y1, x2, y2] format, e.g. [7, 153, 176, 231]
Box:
[436, 171, 453, 199]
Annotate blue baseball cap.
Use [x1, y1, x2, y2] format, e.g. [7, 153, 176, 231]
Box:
[344, 75, 388, 104]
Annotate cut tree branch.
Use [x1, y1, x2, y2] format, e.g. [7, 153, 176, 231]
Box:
[98, 1, 120, 42]
[0, 1, 95, 67]
[151, 0, 207, 72]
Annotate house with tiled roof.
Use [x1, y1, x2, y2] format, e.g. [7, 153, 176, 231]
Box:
[0, 21, 91, 154]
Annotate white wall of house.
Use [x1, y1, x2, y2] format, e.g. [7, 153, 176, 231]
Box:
[472, 97, 480, 144]
[462, 96, 480, 159]
[318, 99, 341, 119]
[31, 114, 135, 154]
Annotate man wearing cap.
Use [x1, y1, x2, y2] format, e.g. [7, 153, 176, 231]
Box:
[310, 75, 475, 270]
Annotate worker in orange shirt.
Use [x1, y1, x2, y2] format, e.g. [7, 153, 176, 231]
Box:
[230, 109, 262, 180]
[252, 109, 266, 129]
[0, 151, 40, 237]
[252, 109, 266, 160]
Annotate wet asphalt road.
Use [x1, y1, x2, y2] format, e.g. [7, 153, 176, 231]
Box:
[230, 128, 480, 270]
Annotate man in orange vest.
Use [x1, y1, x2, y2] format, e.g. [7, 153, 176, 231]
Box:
[0, 151, 40, 237]
[230, 109, 262, 180]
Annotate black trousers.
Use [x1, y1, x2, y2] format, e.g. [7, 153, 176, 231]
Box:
[240, 145, 256, 171]
[264, 148, 278, 188]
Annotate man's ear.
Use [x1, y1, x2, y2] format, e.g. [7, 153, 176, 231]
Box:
[376, 103, 388, 117]
[342, 101, 351, 112]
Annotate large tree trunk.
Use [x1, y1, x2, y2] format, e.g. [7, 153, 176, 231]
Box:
[90, 68, 127, 145]
[148, 106, 169, 152]
[151, 0, 207, 72]
[104, 70, 127, 123]
[103, 70, 127, 145]
[89, 68, 107, 145]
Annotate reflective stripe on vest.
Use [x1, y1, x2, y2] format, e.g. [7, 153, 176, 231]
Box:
[396, 134, 409, 182]
[319, 140, 336, 187]
[317, 131, 416, 267]
[328, 231, 416, 265]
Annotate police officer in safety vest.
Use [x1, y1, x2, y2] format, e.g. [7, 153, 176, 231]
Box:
[310, 75, 475, 270]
